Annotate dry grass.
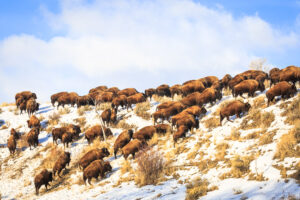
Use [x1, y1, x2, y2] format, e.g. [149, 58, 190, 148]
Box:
[134, 147, 165, 186]
[120, 160, 133, 175]
[220, 155, 254, 179]
[241, 109, 275, 130]
[113, 119, 137, 130]
[17, 134, 28, 149]
[74, 117, 86, 128]
[281, 94, 300, 125]
[252, 96, 266, 109]
[229, 128, 240, 140]
[215, 143, 229, 161]
[35, 144, 64, 171]
[259, 131, 275, 145]
[0, 102, 15, 107]
[148, 133, 159, 146]
[248, 173, 266, 181]
[77, 105, 92, 116]
[203, 117, 220, 130]
[223, 87, 232, 96]
[134, 102, 151, 120]
[97, 103, 112, 110]
[244, 131, 260, 140]
[274, 123, 300, 160]
[185, 177, 209, 200]
[49, 112, 61, 126]
[58, 107, 71, 115]
[152, 95, 172, 103]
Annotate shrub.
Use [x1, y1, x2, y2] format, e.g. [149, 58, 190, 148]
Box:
[120, 160, 133, 175]
[98, 103, 112, 110]
[241, 109, 275, 129]
[229, 155, 253, 178]
[74, 117, 86, 128]
[185, 177, 209, 200]
[282, 94, 300, 125]
[58, 107, 71, 115]
[274, 123, 300, 160]
[229, 128, 240, 140]
[252, 96, 266, 108]
[215, 143, 229, 161]
[113, 119, 137, 130]
[259, 131, 275, 145]
[36, 145, 64, 171]
[49, 112, 60, 125]
[134, 147, 165, 186]
[134, 102, 151, 120]
[203, 117, 220, 130]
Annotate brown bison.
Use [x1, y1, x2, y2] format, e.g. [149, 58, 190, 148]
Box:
[52, 125, 77, 145]
[145, 88, 156, 100]
[62, 132, 73, 148]
[180, 92, 202, 107]
[122, 139, 146, 159]
[220, 100, 251, 124]
[53, 152, 71, 177]
[101, 109, 112, 126]
[269, 67, 281, 87]
[204, 76, 219, 87]
[16, 96, 25, 108]
[170, 84, 182, 98]
[95, 92, 116, 105]
[89, 85, 108, 93]
[34, 169, 53, 195]
[15, 91, 36, 102]
[83, 160, 112, 185]
[50, 92, 68, 106]
[112, 95, 127, 110]
[228, 74, 246, 91]
[154, 124, 171, 135]
[176, 114, 199, 131]
[156, 84, 171, 97]
[27, 127, 40, 149]
[173, 125, 189, 147]
[133, 126, 156, 141]
[233, 79, 265, 98]
[106, 87, 120, 94]
[85, 125, 113, 144]
[27, 115, 40, 129]
[113, 129, 134, 159]
[26, 98, 40, 115]
[10, 128, 20, 139]
[197, 88, 222, 106]
[76, 95, 94, 107]
[19, 102, 27, 114]
[79, 148, 110, 170]
[182, 105, 207, 118]
[182, 80, 205, 96]
[279, 65, 300, 86]
[156, 101, 176, 111]
[152, 103, 185, 124]
[221, 74, 232, 89]
[266, 81, 297, 106]
[117, 88, 138, 97]
[127, 93, 146, 110]
[7, 134, 17, 155]
[56, 92, 78, 108]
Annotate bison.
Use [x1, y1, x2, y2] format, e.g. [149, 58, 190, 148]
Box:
[117, 88, 138, 97]
[220, 100, 251, 124]
[221, 74, 232, 89]
[51, 92, 68, 107]
[173, 125, 189, 147]
[145, 88, 156, 100]
[127, 93, 146, 110]
[122, 139, 146, 159]
[34, 169, 53, 195]
[133, 126, 156, 141]
[154, 124, 171, 135]
[26, 99, 40, 115]
[279, 65, 300, 86]
[62, 132, 73, 148]
[156, 84, 171, 97]
[182, 80, 205, 96]
[79, 148, 110, 170]
[266, 81, 297, 106]
[53, 152, 71, 177]
[27, 115, 41, 129]
[112, 95, 127, 111]
[113, 129, 133, 158]
[85, 125, 113, 144]
[170, 84, 182, 98]
[101, 109, 111, 126]
[83, 160, 112, 185]
[7, 134, 17, 155]
[233, 79, 265, 98]
[27, 127, 40, 149]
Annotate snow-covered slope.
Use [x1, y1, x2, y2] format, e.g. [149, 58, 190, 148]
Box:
[0, 92, 299, 200]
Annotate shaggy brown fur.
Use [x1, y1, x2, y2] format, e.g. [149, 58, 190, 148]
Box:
[154, 124, 171, 135]
[85, 125, 112, 144]
[112, 95, 127, 110]
[170, 84, 182, 98]
[176, 114, 199, 131]
[204, 76, 219, 87]
[27, 127, 40, 149]
[95, 92, 116, 105]
[62, 132, 73, 148]
[51, 92, 68, 106]
[180, 92, 202, 107]
[233, 79, 265, 98]
[181, 80, 205, 96]
[145, 88, 156, 100]
[156, 84, 171, 97]
[113, 129, 133, 158]
[269, 67, 281, 87]
[117, 88, 138, 97]
[127, 93, 146, 110]
[53, 152, 71, 177]
[79, 148, 110, 170]
[7, 134, 17, 155]
[220, 100, 251, 124]
[26, 98, 39, 115]
[101, 109, 112, 126]
[122, 139, 146, 159]
[27, 115, 41, 129]
[228, 74, 246, 91]
[15, 91, 36, 101]
[34, 169, 53, 195]
[173, 125, 189, 147]
[133, 126, 156, 141]
[279, 65, 300, 86]
[266, 81, 297, 106]
[197, 87, 222, 106]
[83, 160, 112, 185]
[106, 87, 120, 94]
[76, 95, 94, 107]
[10, 128, 20, 139]
[182, 105, 207, 118]
[221, 74, 232, 89]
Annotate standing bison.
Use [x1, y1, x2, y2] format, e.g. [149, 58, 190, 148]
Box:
[220, 100, 251, 124]
[53, 152, 71, 177]
[34, 169, 53, 195]
[266, 81, 297, 106]
[113, 129, 133, 158]
[79, 148, 110, 170]
[83, 160, 112, 185]
[233, 79, 265, 98]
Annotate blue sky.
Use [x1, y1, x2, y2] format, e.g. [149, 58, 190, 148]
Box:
[0, 0, 299, 102]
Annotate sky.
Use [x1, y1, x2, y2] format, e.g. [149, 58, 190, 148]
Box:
[0, 0, 299, 102]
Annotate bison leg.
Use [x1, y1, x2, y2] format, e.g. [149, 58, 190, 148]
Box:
[88, 178, 92, 185]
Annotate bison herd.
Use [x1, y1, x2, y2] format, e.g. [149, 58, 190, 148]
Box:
[4, 65, 300, 195]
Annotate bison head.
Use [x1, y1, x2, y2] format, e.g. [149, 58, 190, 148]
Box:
[104, 161, 112, 172]
[101, 147, 110, 157]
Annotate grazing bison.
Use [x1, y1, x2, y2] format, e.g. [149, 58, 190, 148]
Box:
[152, 102, 185, 124]
[127, 93, 146, 110]
[85, 125, 113, 144]
[228, 74, 246, 91]
[83, 160, 112, 185]
[110, 108, 117, 125]
[34, 169, 53, 195]
[15, 91, 36, 102]
[156, 101, 176, 111]
[154, 124, 171, 135]
[182, 105, 207, 118]
[101, 109, 112, 126]
[113, 129, 134, 158]
[95, 92, 116, 105]
[106, 87, 120, 94]
[176, 114, 199, 131]
[77, 95, 94, 107]
[170, 84, 182, 98]
[26, 98, 39, 115]
[156, 84, 171, 97]
[266, 81, 297, 106]
[122, 139, 146, 159]
[10, 128, 20, 139]
[221, 74, 232, 89]
[117, 88, 138, 97]
[51, 92, 68, 107]
[112, 95, 127, 110]
[269, 68, 281, 87]
[19, 102, 27, 114]
[62, 132, 72, 148]
[180, 92, 202, 107]
[197, 88, 222, 106]
[279, 65, 300, 86]
[89, 85, 108, 93]
[79, 148, 110, 170]
[133, 126, 156, 141]
[204, 76, 219, 87]
[182, 80, 205, 96]
[52, 126, 76, 145]
[16, 96, 25, 108]
[233, 79, 265, 98]
[173, 125, 189, 147]
[220, 100, 251, 124]
[7, 134, 17, 155]
[27, 127, 40, 149]
[145, 88, 156, 100]
[53, 152, 71, 177]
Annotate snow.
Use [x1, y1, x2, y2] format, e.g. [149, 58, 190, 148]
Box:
[0, 92, 299, 199]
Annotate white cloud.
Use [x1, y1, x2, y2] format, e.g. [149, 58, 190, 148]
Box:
[0, 0, 299, 102]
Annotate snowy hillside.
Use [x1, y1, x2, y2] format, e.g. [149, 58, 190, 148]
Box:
[0, 91, 299, 200]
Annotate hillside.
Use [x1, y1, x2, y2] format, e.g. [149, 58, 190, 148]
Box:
[0, 87, 299, 199]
